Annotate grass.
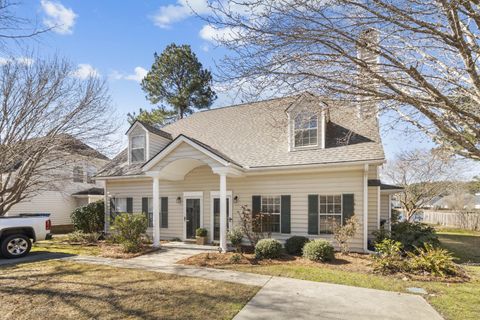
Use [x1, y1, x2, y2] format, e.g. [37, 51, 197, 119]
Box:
[436, 228, 480, 264]
[31, 235, 102, 256]
[0, 260, 259, 320]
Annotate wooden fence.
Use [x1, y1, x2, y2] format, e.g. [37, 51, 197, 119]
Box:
[423, 210, 480, 230]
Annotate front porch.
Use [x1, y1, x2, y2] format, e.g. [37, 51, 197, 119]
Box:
[142, 135, 244, 252]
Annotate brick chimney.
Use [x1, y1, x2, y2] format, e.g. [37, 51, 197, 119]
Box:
[356, 28, 380, 120]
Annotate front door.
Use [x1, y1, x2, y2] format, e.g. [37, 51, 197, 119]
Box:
[213, 197, 230, 241]
[186, 198, 201, 239]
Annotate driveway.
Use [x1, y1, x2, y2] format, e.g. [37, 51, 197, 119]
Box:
[234, 277, 443, 320]
[0, 251, 72, 267]
[62, 243, 444, 320]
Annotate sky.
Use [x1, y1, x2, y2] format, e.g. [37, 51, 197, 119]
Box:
[9, 0, 480, 178]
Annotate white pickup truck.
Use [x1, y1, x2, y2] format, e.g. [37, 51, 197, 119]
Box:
[0, 214, 52, 259]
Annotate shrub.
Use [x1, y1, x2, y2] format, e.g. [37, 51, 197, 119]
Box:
[255, 238, 282, 259]
[302, 239, 335, 262]
[196, 228, 207, 237]
[228, 227, 244, 252]
[67, 231, 100, 244]
[372, 239, 405, 274]
[391, 221, 439, 251]
[230, 253, 242, 264]
[71, 200, 105, 233]
[112, 213, 148, 253]
[285, 236, 310, 256]
[407, 244, 459, 277]
[333, 215, 359, 254]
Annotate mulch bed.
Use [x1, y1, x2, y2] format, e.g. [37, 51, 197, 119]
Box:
[178, 251, 470, 283]
[97, 243, 162, 259]
[178, 251, 374, 273]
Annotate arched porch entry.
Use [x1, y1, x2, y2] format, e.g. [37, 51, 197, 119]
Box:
[142, 135, 243, 252]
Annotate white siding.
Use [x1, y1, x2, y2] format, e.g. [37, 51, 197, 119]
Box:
[106, 165, 367, 252]
[367, 186, 379, 238]
[7, 155, 108, 226]
[149, 134, 171, 159]
[150, 142, 222, 171]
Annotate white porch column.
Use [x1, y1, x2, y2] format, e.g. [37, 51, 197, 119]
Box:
[152, 176, 161, 248]
[219, 173, 227, 253]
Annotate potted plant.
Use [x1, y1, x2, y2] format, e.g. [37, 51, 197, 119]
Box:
[196, 228, 208, 245]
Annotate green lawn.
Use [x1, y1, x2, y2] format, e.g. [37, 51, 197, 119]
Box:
[31, 235, 102, 256]
[0, 260, 259, 320]
[220, 230, 480, 320]
[436, 228, 480, 264]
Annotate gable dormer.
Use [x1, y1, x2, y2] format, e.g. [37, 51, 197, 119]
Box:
[126, 121, 172, 164]
[286, 93, 326, 152]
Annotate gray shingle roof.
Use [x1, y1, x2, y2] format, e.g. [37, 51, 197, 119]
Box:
[97, 94, 385, 177]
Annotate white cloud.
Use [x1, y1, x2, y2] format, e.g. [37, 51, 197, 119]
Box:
[72, 64, 100, 79]
[109, 67, 148, 83]
[201, 44, 209, 52]
[41, 0, 77, 35]
[0, 57, 34, 66]
[199, 24, 243, 43]
[152, 0, 210, 28]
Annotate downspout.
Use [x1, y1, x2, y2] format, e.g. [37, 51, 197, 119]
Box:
[377, 187, 381, 229]
[104, 181, 109, 234]
[363, 164, 369, 252]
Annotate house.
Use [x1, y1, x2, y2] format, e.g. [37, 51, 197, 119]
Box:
[96, 90, 401, 252]
[7, 136, 110, 232]
[426, 193, 480, 210]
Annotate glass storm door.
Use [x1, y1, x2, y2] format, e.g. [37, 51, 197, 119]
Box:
[213, 198, 230, 241]
[186, 198, 201, 239]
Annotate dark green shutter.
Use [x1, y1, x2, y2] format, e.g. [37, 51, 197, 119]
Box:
[281, 195, 291, 234]
[308, 195, 319, 235]
[161, 197, 168, 228]
[126, 197, 133, 213]
[342, 194, 354, 225]
[109, 197, 116, 222]
[252, 195, 261, 232]
[142, 197, 150, 227]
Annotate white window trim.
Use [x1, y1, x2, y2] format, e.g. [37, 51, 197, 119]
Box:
[260, 195, 282, 234]
[86, 167, 96, 184]
[318, 194, 343, 235]
[130, 134, 146, 163]
[114, 197, 128, 213]
[182, 191, 203, 240]
[73, 166, 84, 183]
[210, 191, 233, 243]
[289, 112, 321, 151]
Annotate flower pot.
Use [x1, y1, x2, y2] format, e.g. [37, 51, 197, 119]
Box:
[196, 236, 207, 245]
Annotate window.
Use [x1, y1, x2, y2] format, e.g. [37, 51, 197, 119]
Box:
[319, 195, 342, 234]
[260, 196, 281, 233]
[73, 166, 84, 183]
[131, 135, 145, 162]
[114, 198, 128, 213]
[86, 167, 96, 184]
[294, 112, 318, 147]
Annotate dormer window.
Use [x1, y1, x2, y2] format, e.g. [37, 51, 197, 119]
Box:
[294, 112, 318, 147]
[131, 135, 146, 162]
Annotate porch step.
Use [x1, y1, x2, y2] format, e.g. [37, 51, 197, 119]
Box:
[163, 241, 219, 251]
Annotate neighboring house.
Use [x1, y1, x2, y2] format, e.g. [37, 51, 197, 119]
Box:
[426, 193, 480, 210]
[97, 91, 401, 253]
[7, 137, 109, 232]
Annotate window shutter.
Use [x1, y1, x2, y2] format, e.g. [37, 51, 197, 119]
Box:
[308, 195, 319, 235]
[342, 194, 354, 225]
[141, 197, 150, 227]
[126, 197, 133, 213]
[252, 195, 261, 232]
[161, 197, 168, 228]
[109, 197, 116, 222]
[281, 195, 291, 234]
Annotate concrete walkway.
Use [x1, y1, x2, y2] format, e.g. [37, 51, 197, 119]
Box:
[60, 244, 442, 320]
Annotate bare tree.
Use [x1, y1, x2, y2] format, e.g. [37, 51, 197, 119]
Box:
[383, 149, 463, 221]
[204, 0, 480, 160]
[0, 57, 118, 215]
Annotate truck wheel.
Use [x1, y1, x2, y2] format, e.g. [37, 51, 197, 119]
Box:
[1, 234, 32, 259]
